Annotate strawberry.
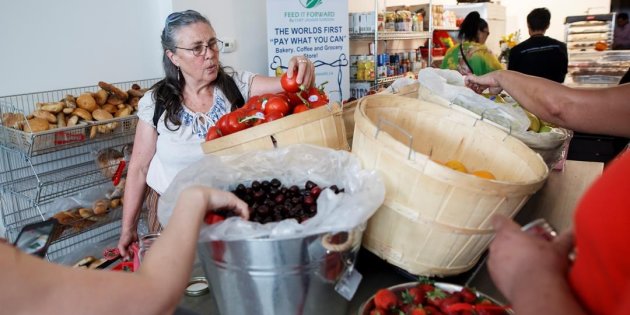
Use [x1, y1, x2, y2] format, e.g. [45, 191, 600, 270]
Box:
[426, 288, 447, 308]
[459, 287, 477, 304]
[424, 305, 444, 315]
[409, 306, 427, 315]
[369, 307, 387, 315]
[374, 288, 399, 310]
[402, 287, 424, 305]
[417, 277, 436, 297]
[439, 295, 463, 314]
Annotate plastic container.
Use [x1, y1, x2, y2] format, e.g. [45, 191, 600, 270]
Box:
[352, 95, 549, 276]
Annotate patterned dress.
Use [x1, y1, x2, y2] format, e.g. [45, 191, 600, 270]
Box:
[440, 41, 503, 76]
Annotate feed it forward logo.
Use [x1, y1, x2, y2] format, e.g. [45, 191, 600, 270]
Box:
[300, 0, 323, 9]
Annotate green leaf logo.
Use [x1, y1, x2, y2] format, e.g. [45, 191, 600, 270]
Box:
[300, 0, 323, 9]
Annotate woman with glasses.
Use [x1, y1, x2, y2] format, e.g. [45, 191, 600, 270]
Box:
[117, 10, 315, 258]
[441, 11, 502, 76]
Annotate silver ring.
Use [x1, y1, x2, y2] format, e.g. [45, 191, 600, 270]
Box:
[298, 59, 307, 63]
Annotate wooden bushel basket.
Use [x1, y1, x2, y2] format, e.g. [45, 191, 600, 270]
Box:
[201, 102, 348, 155]
[352, 95, 549, 276]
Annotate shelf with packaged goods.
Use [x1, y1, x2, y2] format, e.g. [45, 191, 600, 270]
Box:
[433, 26, 459, 31]
[0, 78, 158, 245]
[350, 31, 431, 41]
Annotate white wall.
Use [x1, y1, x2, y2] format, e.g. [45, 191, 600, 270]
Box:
[173, 0, 269, 75]
[0, 0, 172, 96]
[500, 0, 610, 42]
[349, 0, 611, 43]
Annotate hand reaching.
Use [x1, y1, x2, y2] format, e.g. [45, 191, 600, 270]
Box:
[465, 73, 503, 95]
[487, 215, 574, 301]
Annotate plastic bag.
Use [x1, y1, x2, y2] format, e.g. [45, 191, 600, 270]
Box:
[416, 68, 530, 133]
[158, 144, 385, 241]
[45, 182, 115, 218]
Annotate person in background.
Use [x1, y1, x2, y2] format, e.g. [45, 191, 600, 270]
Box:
[440, 11, 502, 76]
[117, 10, 315, 258]
[465, 70, 630, 315]
[1, 186, 249, 315]
[508, 8, 568, 83]
[613, 13, 630, 50]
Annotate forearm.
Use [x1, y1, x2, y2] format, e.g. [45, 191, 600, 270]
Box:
[491, 70, 571, 125]
[135, 188, 207, 311]
[493, 70, 630, 136]
[121, 165, 149, 231]
[250, 76, 282, 96]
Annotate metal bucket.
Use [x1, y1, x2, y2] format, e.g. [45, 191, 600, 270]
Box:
[197, 228, 363, 315]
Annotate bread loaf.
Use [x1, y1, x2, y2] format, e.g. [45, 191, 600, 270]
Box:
[93, 199, 109, 215]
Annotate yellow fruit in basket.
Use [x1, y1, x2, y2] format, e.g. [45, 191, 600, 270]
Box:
[525, 110, 541, 132]
[444, 160, 468, 173]
[472, 170, 496, 180]
[539, 125, 552, 133]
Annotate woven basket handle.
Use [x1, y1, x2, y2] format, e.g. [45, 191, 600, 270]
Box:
[321, 230, 355, 252]
[374, 118, 415, 160]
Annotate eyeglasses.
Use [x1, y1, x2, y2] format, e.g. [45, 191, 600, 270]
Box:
[175, 39, 224, 56]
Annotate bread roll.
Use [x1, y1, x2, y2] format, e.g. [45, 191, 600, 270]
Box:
[92, 108, 114, 121]
[23, 118, 49, 133]
[63, 94, 77, 109]
[67, 115, 79, 126]
[38, 101, 64, 113]
[32, 109, 57, 123]
[93, 199, 109, 215]
[77, 93, 98, 112]
[106, 94, 124, 106]
[89, 125, 98, 139]
[115, 106, 132, 118]
[98, 81, 128, 101]
[55, 113, 66, 128]
[73, 256, 96, 268]
[53, 211, 74, 225]
[2, 113, 25, 130]
[78, 207, 94, 218]
[93, 89, 109, 105]
[102, 103, 117, 114]
[110, 198, 121, 208]
[72, 108, 93, 121]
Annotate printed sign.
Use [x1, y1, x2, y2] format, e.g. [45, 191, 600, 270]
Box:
[266, 0, 349, 102]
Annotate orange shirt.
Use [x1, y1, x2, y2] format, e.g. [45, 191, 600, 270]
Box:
[570, 152, 630, 314]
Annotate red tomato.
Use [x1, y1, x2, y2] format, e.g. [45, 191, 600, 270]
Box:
[304, 86, 329, 108]
[264, 110, 284, 123]
[244, 96, 261, 110]
[285, 91, 305, 108]
[264, 96, 290, 116]
[215, 114, 231, 136]
[224, 110, 251, 135]
[204, 213, 225, 225]
[280, 72, 302, 93]
[244, 109, 265, 126]
[292, 104, 310, 114]
[205, 126, 222, 141]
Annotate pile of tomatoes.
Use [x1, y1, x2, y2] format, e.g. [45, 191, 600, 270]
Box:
[206, 73, 329, 141]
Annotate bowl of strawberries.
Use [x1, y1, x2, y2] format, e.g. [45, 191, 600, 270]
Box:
[358, 278, 512, 315]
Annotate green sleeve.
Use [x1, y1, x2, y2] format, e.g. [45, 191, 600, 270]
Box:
[468, 49, 503, 75]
